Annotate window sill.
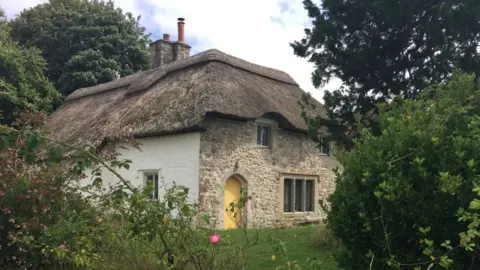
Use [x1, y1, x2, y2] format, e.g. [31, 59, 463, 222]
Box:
[253, 144, 271, 149]
[283, 211, 315, 216]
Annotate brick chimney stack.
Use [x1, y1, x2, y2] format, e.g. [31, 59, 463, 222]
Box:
[177, 18, 185, 43]
[149, 18, 191, 69]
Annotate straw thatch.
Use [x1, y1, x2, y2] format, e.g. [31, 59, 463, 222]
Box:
[47, 49, 327, 147]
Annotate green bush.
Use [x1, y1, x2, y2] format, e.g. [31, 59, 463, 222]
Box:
[0, 114, 102, 269]
[325, 73, 480, 269]
[0, 113, 259, 269]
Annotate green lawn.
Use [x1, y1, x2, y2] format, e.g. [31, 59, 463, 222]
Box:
[222, 226, 339, 270]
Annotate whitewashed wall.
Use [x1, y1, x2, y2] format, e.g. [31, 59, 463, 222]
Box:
[80, 132, 201, 203]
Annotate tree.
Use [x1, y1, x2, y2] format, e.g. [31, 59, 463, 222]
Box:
[325, 73, 480, 269]
[0, 8, 61, 126]
[293, 0, 480, 149]
[9, 0, 150, 96]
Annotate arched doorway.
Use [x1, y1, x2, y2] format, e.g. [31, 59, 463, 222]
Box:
[224, 177, 242, 229]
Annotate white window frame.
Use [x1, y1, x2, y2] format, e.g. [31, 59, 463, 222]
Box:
[142, 171, 160, 200]
[281, 174, 317, 214]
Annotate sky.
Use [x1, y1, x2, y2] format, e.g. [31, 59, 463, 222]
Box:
[1, 0, 342, 103]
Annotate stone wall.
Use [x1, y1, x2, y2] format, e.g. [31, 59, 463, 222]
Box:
[199, 117, 338, 228]
[150, 40, 191, 69]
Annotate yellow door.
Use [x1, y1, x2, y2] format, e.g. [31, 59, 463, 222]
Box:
[224, 177, 242, 229]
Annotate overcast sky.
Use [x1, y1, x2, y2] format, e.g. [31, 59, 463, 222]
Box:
[1, 0, 342, 102]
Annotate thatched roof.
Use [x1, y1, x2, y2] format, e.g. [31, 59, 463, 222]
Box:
[47, 49, 327, 146]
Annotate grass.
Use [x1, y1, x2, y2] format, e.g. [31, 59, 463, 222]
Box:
[222, 225, 339, 270]
[59, 224, 340, 269]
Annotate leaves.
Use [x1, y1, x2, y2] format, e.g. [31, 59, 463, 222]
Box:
[325, 73, 480, 269]
[0, 25, 61, 126]
[10, 0, 151, 96]
[0, 113, 260, 269]
[295, 0, 480, 148]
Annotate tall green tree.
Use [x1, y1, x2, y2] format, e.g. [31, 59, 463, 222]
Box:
[0, 7, 61, 126]
[293, 0, 480, 149]
[10, 0, 151, 96]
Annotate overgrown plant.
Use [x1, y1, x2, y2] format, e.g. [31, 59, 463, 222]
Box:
[99, 182, 259, 270]
[0, 112, 259, 269]
[0, 113, 103, 268]
[0, 111, 338, 270]
[325, 73, 480, 269]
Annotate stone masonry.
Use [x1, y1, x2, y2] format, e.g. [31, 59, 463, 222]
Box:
[199, 117, 338, 228]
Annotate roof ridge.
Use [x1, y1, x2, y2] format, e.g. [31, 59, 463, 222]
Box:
[65, 49, 299, 101]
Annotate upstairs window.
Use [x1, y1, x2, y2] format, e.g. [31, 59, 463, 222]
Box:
[256, 124, 271, 147]
[144, 172, 159, 200]
[283, 176, 315, 213]
[319, 137, 330, 155]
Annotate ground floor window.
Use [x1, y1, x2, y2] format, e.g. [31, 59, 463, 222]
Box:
[144, 172, 159, 200]
[283, 176, 315, 213]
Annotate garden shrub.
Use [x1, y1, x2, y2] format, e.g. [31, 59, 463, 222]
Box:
[0, 114, 103, 269]
[0, 113, 259, 269]
[325, 73, 480, 269]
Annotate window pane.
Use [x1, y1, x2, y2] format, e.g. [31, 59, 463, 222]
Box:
[295, 179, 303, 211]
[256, 125, 269, 146]
[145, 173, 159, 199]
[284, 179, 293, 212]
[305, 180, 314, 211]
[320, 138, 329, 155]
[154, 174, 159, 200]
[262, 126, 269, 146]
[256, 126, 262, 145]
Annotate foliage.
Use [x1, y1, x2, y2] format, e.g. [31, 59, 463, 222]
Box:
[0, 10, 61, 126]
[293, 0, 480, 149]
[9, 0, 150, 96]
[325, 73, 480, 269]
[0, 113, 263, 269]
[0, 8, 8, 40]
[96, 182, 259, 270]
[0, 113, 101, 268]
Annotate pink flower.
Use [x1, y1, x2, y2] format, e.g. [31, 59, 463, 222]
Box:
[209, 233, 221, 244]
[59, 244, 66, 249]
[0, 190, 4, 196]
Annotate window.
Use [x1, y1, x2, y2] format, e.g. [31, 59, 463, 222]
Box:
[319, 137, 330, 155]
[256, 124, 270, 147]
[283, 177, 315, 213]
[144, 172, 159, 200]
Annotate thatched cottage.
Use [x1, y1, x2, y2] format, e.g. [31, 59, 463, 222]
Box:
[47, 18, 337, 229]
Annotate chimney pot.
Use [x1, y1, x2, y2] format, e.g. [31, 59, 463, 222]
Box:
[177, 17, 185, 43]
[163, 33, 170, 41]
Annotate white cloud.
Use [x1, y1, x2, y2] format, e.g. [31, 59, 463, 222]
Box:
[1, 0, 46, 18]
[1, 0, 343, 102]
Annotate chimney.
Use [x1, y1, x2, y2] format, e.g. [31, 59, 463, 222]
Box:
[149, 18, 191, 69]
[177, 17, 185, 43]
